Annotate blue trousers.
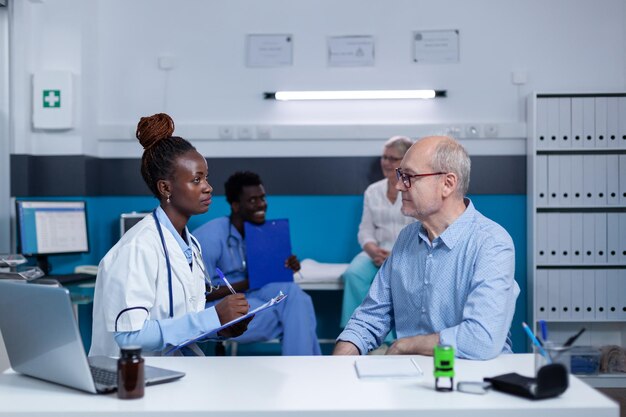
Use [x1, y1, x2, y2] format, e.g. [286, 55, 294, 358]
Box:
[213, 282, 321, 355]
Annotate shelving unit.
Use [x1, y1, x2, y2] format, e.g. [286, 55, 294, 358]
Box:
[527, 92, 626, 388]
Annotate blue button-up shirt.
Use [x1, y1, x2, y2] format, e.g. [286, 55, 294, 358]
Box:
[338, 199, 519, 360]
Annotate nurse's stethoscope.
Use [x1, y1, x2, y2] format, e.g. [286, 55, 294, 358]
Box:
[152, 210, 219, 318]
[226, 219, 247, 273]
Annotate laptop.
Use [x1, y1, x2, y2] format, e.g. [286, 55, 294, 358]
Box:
[0, 281, 185, 394]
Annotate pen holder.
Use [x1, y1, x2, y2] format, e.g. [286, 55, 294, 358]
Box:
[534, 342, 572, 375]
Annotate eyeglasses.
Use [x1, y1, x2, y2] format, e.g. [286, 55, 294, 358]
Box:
[395, 167, 446, 188]
[381, 155, 403, 162]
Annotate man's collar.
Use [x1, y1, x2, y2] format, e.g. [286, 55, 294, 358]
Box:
[417, 198, 475, 249]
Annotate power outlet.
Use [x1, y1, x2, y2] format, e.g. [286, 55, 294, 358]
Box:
[218, 126, 234, 139]
[446, 126, 462, 137]
[465, 125, 481, 138]
[237, 126, 254, 140]
[484, 124, 499, 137]
[256, 126, 271, 139]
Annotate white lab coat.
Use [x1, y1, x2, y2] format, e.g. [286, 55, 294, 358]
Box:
[89, 214, 211, 357]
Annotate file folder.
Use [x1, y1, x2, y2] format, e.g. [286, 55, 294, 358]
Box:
[595, 97, 608, 148]
[583, 270, 595, 320]
[536, 98, 548, 150]
[594, 270, 607, 320]
[607, 97, 619, 148]
[547, 156, 560, 207]
[244, 219, 294, 290]
[606, 155, 619, 205]
[558, 270, 571, 320]
[620, 97, 626, 150]
[606, 270, 620, 320]
[547, 270, 559, 320]
[594, 213, 607, 264]
[606, 213, 620, 264]
[536, 155, 548, 206]
[570, 213, 583, 265]
[582, 155, 595, 206]
[558, 214, 571, 264]
[582, 97, 596, 148]
[582, 213, 595, 265]
[619, 213, 626, 265]
[570, 270, 584, 320]
[571, 98, 584, 148]
[535, 269, 548, 320]
[620, 155, 626, 205]
[536, 213, 548, 265]
[570, 155, 583, 205]
[558, 98, 572, 149]
[546, 213, 559, 264]
[546, 98, 559, 150]
[594, 155, 607, 206]
[559, 156, 571, 206]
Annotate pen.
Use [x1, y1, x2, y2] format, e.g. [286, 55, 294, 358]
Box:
[539, 320, 548, 342]
[563, 327, 586, 347]
[522, 322, 551, 363]
[215, 267, 236, 295]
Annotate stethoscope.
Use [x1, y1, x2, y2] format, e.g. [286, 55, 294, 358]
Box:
[152, 210, 218, 318]
[226, 219, 247, 273]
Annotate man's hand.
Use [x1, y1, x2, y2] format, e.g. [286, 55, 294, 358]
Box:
[386, 334, 440, 355]
[363, 243, 390, 267]
[333, 341, 360, 355]
[285, 255, 301, 272]
[215, 293, 250, 338]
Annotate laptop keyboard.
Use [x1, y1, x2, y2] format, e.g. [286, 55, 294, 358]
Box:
[90, 366, 118, 387]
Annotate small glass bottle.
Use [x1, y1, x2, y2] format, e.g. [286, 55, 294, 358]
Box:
[117, 346, 145, 399]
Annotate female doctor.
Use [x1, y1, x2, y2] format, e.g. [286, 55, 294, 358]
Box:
[90, 113, 251, 357]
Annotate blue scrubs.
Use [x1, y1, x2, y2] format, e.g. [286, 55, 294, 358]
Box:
[193, 217, 321, 355]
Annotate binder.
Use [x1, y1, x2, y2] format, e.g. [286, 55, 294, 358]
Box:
[244, 219, 294, 290]
[607, 97, 620, 149]
[547, 156, 560, 207]
[570, 213, 583, 265]
[536, 213, 548, 265]
[582, 97, 596, 148]
[546, 213, 559, 264]
[535, 269, 548, 319]
[619, 269, 626, 320]
[570, 269, 584, 320]
[558, 98, 572, 149]
[583, 270, 595, 320]
[618, 155, 626, 206]
[594, 155, 607, 206]
[547, 270, 559, 320]
[570, 154, 584, 205]
[594, 213, 607, 264]
[536, 155, 548, 206]
[558, 269, 571, 320]
[536, 98, 548, 150]
[620, 97, 626, 150]
[582, 154, 595, 206]
[546, 98, 560, 150]
[594, 269, 607, 320]
[559, 156, 571, 206]
[570, 98, 584, 148]
[606, 270, 620, 320]
[582, 213, 595, 265]
[558, 214, 571, 264]
[606, 155, 619, 205]
[606, 213, 620, 264]
[595, 97, 608, 148]
[617, 213, 626, 265]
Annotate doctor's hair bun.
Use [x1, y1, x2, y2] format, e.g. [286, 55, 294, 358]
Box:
[136, 113, 175, 150]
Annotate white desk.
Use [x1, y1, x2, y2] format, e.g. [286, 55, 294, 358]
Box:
[0, 354, 618, 416]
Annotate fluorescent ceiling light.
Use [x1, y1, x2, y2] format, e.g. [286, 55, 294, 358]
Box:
[264, 89, 446, 101]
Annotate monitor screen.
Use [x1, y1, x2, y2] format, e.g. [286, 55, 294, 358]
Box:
[119, 212, 150, 238]
[16, 201, 89, 256]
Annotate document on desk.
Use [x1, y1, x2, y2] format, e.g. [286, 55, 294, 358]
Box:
[165, 293, 288, 355]
[244, 219, 294, 290]
[355, 357, 423, 379]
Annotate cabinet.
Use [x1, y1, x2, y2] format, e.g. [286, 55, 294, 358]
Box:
[528, 93, 626, 387]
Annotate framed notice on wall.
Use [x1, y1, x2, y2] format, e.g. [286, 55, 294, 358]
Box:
[246, 34, 293, 67]
[413, 30, 459, 64]
[328, 36, 375, 67]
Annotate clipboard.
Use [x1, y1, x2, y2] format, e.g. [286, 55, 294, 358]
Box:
[244, 219, 294, 290]
[165, 293, 287, 355]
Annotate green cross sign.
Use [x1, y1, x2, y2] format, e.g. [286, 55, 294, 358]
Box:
[43, 90, 61, 108]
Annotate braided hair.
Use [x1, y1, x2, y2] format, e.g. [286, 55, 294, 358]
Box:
[136, 113, 196, 198]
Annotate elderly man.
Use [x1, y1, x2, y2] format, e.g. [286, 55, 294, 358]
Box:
[334, 136, 519, 359]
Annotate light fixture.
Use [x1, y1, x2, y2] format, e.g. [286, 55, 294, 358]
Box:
[264, 89, 446, 101]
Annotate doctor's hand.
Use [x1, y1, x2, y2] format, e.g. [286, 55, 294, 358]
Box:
[284, 255, 301, 272]
[215, 294, 251, 338]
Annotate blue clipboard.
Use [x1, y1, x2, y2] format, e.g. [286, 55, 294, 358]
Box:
[165, 293, 287, 355]
[244, 219, 294, 290]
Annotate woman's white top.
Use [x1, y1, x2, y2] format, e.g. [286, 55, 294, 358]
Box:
[90, 214, 217, 357]
[357, 179, 416, 251]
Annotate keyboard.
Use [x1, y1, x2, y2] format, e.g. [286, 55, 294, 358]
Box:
[90, 366, 118, 386]
[44, 272, 96, 284]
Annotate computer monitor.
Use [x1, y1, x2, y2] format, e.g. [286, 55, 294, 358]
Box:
[119, 212, 150, 238]
[15, 200, 89, 274]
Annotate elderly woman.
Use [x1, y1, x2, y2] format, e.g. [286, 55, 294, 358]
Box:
[340, 136, 415, 331]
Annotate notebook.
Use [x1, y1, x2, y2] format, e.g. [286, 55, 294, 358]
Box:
[355, 357, 424, 379]
[244, 219, 294, 290]
[0, 281, 185, 394]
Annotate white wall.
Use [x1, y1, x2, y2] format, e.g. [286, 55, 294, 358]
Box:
[9, 0, 626, 158]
